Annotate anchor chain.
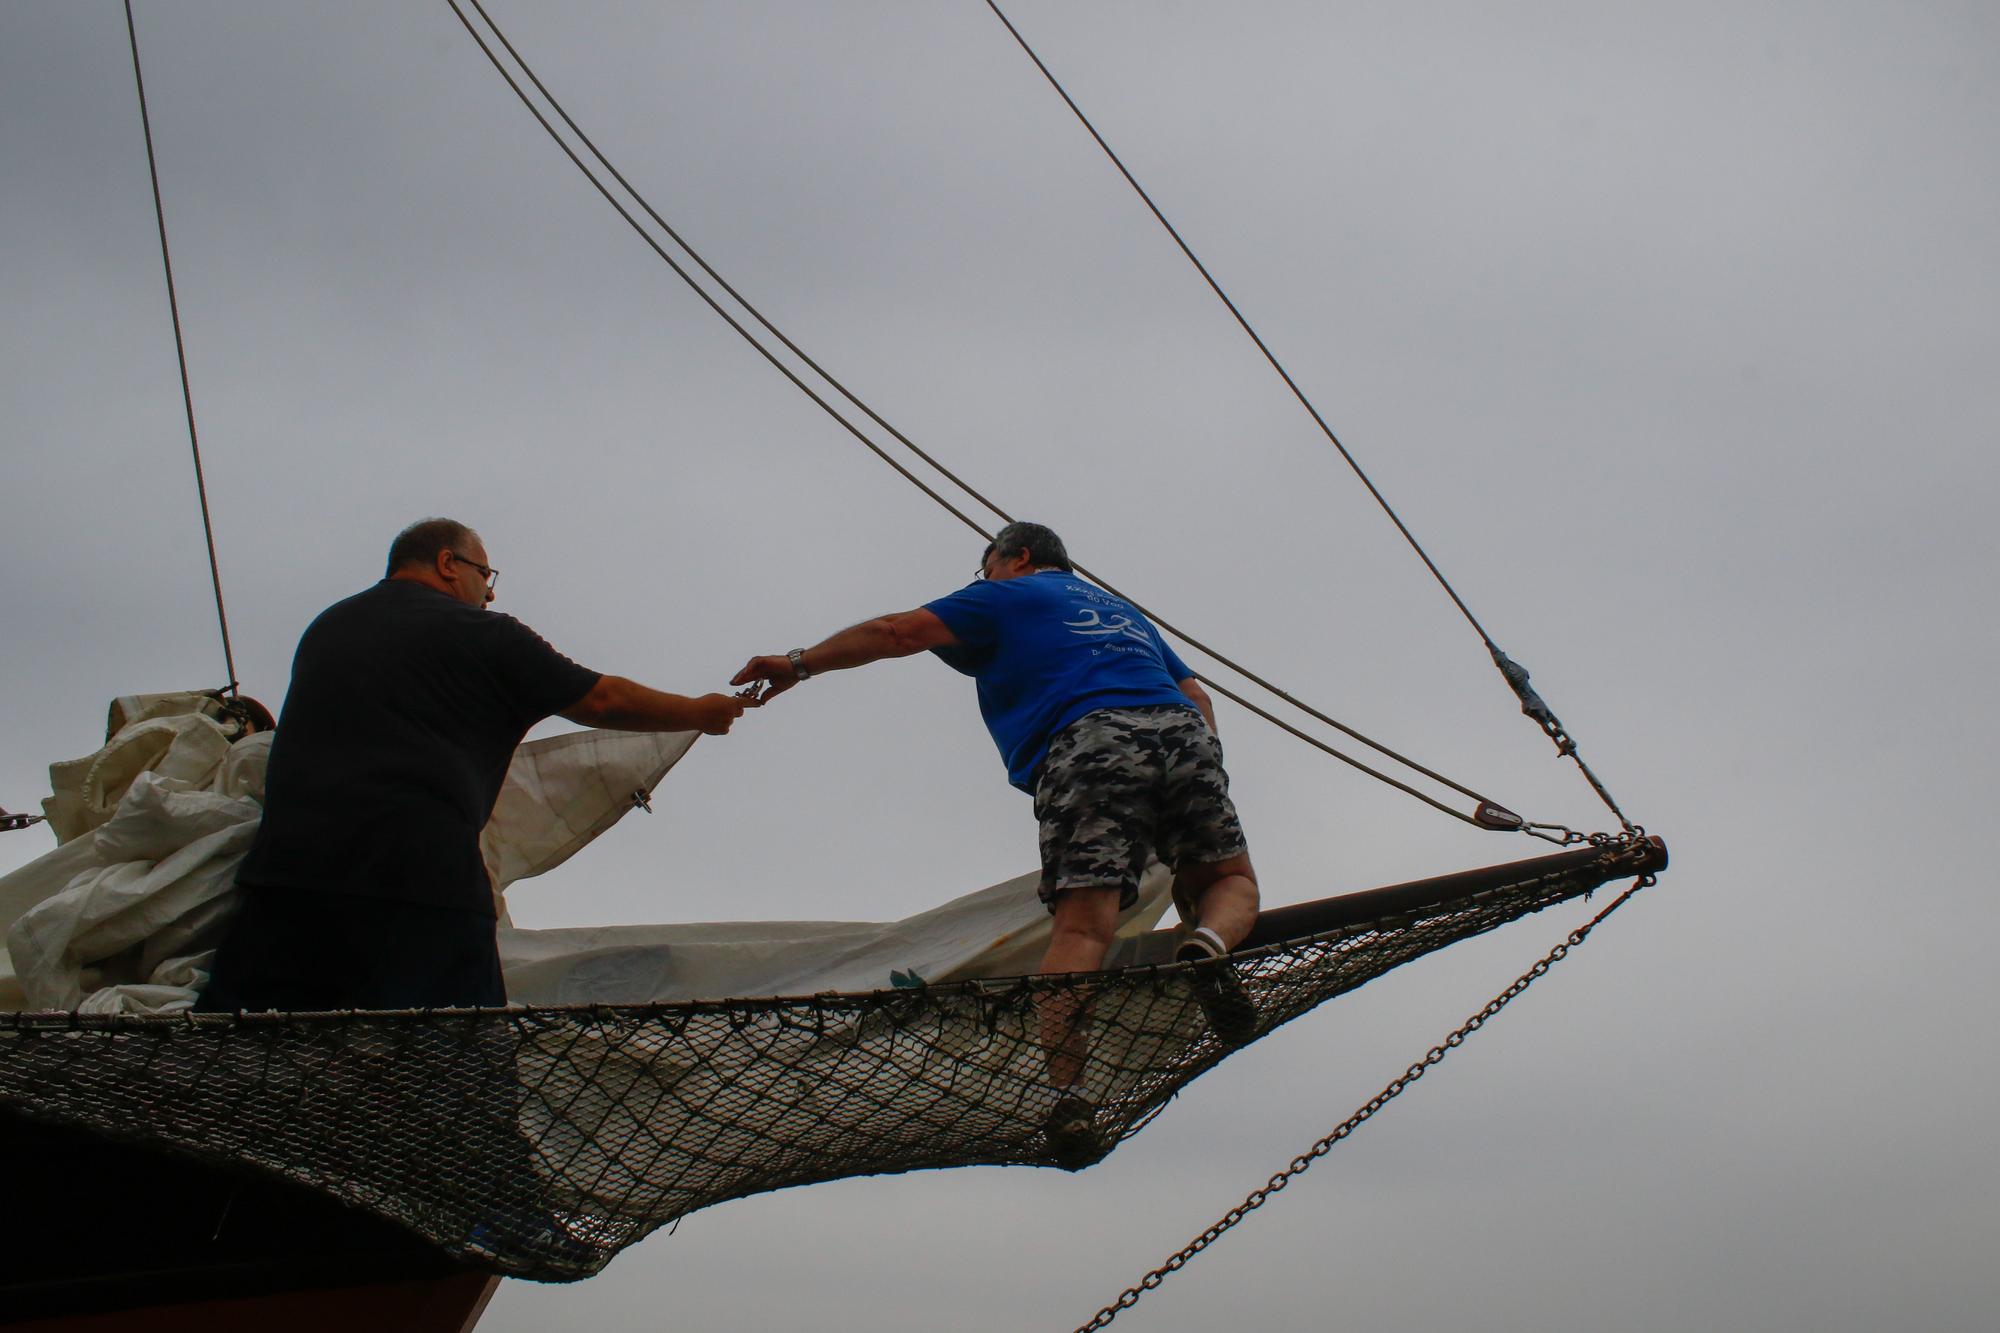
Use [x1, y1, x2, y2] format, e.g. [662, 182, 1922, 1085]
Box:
[1071, 862, 1657, 1332]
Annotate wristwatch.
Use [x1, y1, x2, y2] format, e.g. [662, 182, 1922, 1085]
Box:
[787, 648, 812, 681]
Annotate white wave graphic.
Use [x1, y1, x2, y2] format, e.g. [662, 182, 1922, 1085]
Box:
[1064, 608, 1153, 645]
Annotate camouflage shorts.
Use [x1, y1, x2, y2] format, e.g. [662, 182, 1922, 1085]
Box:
[1033, 705, 1249, 911]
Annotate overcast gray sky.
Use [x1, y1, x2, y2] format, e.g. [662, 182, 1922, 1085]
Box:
[4, 2, 1996, 1329]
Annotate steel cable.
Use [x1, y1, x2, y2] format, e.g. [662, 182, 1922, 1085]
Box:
[124, 0, 237, 694]
[444, 0, 1551, 833]
[981, 0, 1636, 831]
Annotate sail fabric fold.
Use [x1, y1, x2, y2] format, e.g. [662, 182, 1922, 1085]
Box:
[479, 727, 696, 901]
[500, 865, 1171, 1006]
[0, 698, 697, 1012]
[0, 695, 1166, 1013]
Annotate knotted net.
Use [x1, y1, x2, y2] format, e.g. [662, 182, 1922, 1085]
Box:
[0, 838, 1659, 1282]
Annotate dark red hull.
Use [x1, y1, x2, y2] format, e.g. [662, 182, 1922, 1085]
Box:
[0, 1112, 496, 1331]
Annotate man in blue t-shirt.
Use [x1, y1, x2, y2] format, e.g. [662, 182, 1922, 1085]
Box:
[732, 522, 1260, 1153]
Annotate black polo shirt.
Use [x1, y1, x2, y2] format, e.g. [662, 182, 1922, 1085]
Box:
[237, 579, 601, 916]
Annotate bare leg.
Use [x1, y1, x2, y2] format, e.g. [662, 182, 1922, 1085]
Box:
[1036, 885, 1121, 1088]
[1169, 853, 1262, 1048]
[1170, 852, 1260, 950]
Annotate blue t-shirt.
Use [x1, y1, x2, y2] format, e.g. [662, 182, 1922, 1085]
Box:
[924, 570, 1197, 790]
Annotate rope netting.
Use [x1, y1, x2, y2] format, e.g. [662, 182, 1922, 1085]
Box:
[0, 839, 1655, 1283]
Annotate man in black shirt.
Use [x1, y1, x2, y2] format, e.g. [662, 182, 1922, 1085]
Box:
[199, 517, 746, 1012]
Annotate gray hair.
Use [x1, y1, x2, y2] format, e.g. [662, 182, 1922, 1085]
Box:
[984, 521, 1072, 572]
[386, 517, 477, 576]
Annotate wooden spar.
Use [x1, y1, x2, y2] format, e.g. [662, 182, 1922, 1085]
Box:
[1105, 836, 1668, 967]
[1241, 836, 1668, 948]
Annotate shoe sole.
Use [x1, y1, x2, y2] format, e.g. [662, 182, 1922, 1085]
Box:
[1187, 966, 1259, 1048]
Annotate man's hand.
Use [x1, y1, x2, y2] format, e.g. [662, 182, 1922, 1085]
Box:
[690, 691, 750, 735]
[731, 655, 801, 704]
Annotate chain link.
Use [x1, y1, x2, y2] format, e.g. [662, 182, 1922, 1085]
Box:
[1071, 866, 1658, 1333]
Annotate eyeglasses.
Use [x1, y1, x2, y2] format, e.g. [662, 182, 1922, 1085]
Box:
[448, 550, 500, 590]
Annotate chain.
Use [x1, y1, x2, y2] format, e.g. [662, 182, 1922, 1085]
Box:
[1070, 868, 1657, 1333]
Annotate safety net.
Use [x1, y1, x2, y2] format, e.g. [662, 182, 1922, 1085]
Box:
[0, 837, 1660, 1282]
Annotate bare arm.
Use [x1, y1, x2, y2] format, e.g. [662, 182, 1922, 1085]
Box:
[1179, 676, 1218, 734]
[731, 609, 959, 702]
[559, 675, 746, 734]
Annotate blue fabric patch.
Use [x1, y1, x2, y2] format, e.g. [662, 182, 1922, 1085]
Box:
[924, 571, 1196, 790]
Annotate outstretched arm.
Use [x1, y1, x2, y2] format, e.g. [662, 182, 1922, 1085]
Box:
[1178, 676, 1218, 734]
[560, 675, 747, 734]
[732, 609, 958, 702]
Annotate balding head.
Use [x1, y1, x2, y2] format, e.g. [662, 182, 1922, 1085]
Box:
[386, 517, 494, 607]
[386, 518, 476, 576]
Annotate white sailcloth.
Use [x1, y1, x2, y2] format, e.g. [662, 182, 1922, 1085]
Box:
[0, 695, 1168, 1014]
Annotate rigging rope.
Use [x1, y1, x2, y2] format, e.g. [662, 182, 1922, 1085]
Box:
[442, 0, 994, 538]
[123, 1, 237, 696]
[443, 0, 1565, 838]
[981, 0, 1635, 834]
[1072, 869, 1657, 1331]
